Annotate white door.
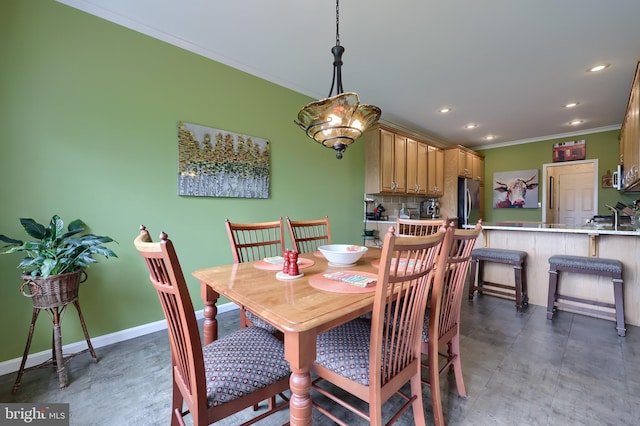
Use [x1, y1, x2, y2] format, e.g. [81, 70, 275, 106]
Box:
[543, 160, 598, 224]
[557, 171, 595, 224]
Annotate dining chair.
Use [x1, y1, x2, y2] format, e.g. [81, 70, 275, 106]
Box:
[422, 220, 482, 426]
[134, 225, 290, 426]
[285, 216, 332, 254]
[311, 224, 454, 426]
[225, 218, 284, 334]
[396, 217, 446, 236]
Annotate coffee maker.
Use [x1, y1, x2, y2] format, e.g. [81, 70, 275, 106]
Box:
[421, 198, 440, 219]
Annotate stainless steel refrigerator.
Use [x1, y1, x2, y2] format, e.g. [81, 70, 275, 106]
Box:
[457, 178, 481, 228]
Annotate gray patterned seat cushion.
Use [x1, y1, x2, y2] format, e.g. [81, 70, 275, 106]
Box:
[422, 308, 431, 343]
[472, 248, 527, 264]
[203, 326, 290, 407]
[315, 319, 372, 386]
[548, 255, 622, 274]
[245, 310, 280, 334]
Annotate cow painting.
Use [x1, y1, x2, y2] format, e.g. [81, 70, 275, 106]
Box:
[494, 174, 539, 208]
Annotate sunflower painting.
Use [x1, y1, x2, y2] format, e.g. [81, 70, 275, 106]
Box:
[177, 121, 270, 198]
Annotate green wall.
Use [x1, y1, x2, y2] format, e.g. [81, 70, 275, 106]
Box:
[478, 129, 637, 222]
[0, 0, 368, 362]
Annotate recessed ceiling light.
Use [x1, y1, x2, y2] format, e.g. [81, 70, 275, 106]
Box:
[569, 119, 584, 125]
[564, 102, 579, 108]
[439, 107, 451, 113]
[464, 123, 477, 129]
[484, 135, 495, 140]
[587, 64, 609, 73]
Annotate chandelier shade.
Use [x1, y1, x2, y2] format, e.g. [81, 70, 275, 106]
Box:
[295, 92, 381, 159]
[295, 0, 381, 159]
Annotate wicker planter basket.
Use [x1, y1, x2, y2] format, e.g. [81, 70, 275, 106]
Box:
[20, 270, 87, 309]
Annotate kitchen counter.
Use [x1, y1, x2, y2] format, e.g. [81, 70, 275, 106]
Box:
[477, 221, 640, 236]
[475, 223, 640, 327]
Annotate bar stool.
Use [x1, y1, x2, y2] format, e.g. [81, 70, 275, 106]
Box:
[547, 255, 625, 337]
[468, 247, 528, 311]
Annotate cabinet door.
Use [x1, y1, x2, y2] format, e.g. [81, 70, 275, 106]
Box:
[393, 134, 407, 193]
[406, 138, 418, 194]
[380, 129, 396, 193]
[427, 145, 444, 196]
[457, 149, 473, 178]
[472, 154, 484, 182]
[406, 139, 427, 195]
[416, 142, 428, 195]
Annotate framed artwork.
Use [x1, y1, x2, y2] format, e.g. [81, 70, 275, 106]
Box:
[493, 169, 539, 208]
[177, 121, 270, 198]
[553, 139, 585, 162]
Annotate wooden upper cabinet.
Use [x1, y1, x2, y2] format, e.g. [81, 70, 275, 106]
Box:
[406, 139, 428, 195]
[472, 154, 484, 182]
[620, 61, 640, 190]
[455, 149, 475, 178]
[449, 146, 482, 180]
[427, 145, 444, 196]
[364, 127, 407, 194]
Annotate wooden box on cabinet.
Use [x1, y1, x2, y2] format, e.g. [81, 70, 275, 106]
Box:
[364, 127, 407, 194]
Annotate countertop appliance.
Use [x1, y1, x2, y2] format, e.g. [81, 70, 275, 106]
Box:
[458, 178, 481, 228]
[421, 198, 440, 219]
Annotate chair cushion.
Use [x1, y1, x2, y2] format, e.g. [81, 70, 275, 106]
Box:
[203, 326, 290, 407]
[472, 248, 527, 263]
[548, 255, 622, 274]
[315, 319, 372, 386]
[422, 308, 431, 343]
[245, 310, 280, 334]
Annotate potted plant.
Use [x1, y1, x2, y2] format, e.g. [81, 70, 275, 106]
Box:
[1, 215, 117, 390]
[0, 214, 117, 307]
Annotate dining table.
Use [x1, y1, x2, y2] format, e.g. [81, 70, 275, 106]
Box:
[192, 246, 383, 425]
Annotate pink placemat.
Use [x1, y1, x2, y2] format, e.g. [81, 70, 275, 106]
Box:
[254, 257, 315, 271]
[308, 271, 378, 294]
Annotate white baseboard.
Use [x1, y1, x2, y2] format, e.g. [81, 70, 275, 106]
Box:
[0, 302, 239, 377]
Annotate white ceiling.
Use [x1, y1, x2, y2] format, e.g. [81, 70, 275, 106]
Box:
[58, 0, 640, 149]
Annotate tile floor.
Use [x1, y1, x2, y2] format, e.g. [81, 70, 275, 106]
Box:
[1, 293, 638, 425]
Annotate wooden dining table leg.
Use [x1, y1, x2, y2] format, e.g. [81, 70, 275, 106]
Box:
[285, 330, 316, 426]
[200, 284, 219, 344]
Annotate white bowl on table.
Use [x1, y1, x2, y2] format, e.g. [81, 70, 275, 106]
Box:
[318, 244, 368, 266]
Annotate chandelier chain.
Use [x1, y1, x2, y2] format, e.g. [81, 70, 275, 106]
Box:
[335, 0, 340, 46]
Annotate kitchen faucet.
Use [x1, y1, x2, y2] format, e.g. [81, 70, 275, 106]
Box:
[605, 204, 619, 230]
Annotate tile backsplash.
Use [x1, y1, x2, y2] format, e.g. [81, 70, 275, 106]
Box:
[364, 194, 437, 220]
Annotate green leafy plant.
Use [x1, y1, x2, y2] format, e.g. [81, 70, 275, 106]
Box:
[0, 215, 118, 278]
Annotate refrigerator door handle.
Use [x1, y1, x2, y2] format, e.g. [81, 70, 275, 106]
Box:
[466, 187, 471, 223]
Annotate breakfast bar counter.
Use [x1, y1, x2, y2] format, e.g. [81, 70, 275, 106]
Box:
[474, 222, 640, 327]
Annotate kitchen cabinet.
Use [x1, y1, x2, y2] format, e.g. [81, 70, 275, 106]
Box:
[364, 127, 406, 194]
[620, 61, 640, 191]
[406, 138, 428, 195]
[441, 146, 484, 220]
[365, 126, 444, 196]
[448, 146, 483, 181]
[427, 145, 444, 196]
[472, 154, 484, 183]
[457, 149, 471, 178]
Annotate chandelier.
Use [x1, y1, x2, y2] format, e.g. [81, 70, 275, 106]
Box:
[294, 0, 381, 159]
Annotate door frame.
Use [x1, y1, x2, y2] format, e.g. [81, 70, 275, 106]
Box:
[541, 159, 598, 223]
